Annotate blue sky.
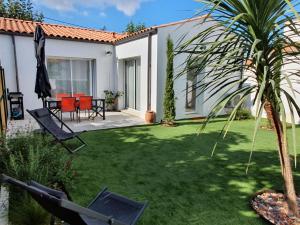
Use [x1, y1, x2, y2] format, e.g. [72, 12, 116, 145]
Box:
[33, 0, 202, 32]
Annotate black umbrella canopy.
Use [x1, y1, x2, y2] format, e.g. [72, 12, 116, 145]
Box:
[34, 24, 51, 104]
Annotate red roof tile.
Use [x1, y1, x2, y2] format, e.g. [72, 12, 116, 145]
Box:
[116, 15, 208, 42]
[0, 17, 126, 44]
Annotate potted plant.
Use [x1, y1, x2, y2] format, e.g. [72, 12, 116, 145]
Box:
[104, 90, 123, 111]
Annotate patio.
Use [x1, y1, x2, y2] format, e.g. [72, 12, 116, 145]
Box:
[7, 111, 146, 135]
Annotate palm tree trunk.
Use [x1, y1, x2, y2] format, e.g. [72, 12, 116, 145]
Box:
[264, 101, 274, 129]
[270, 104, 299, 217]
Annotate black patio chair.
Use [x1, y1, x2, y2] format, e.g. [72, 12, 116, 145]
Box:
[1, 174, 148, 225]
[27, 108, 86, 154]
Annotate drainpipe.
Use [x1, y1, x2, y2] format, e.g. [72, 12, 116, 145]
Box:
[147, 32, 153, 111]
[11, 35, 20, 92]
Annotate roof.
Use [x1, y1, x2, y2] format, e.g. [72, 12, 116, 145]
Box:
[0, 17, 126, 44]
[116, 15, 208, 43]
[0, 15, 207, 44]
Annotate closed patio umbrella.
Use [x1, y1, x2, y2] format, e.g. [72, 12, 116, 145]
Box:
[34, 24, 51, 107]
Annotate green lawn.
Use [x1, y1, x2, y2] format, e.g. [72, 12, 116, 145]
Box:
[69, 119, 300, 225]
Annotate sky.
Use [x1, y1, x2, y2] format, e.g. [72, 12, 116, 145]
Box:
[32, 0, 203, 33]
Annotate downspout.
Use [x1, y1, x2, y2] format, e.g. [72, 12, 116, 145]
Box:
[147, 32, 153, 111]
[11, 35, 20, 92]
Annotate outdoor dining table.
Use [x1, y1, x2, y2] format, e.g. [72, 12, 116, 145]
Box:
[45, 97, 105, 120]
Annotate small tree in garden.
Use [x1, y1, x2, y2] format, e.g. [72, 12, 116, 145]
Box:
[0, 0, 43, 22]
[178, 0, 300, 218]
[124, 21, 146, 34]
[163, 36, 176, 125]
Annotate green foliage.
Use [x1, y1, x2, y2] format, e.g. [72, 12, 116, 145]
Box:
[0, 0, 43, 21]
[229, 108, 253, 121]
[10, 195, 50, 225]
[104, 90, 123, 105]
[104, 90, 123, 111]
[0, 0, 5, 16]
[163, 36, 176, 123]
[1, 132, 74, 187]
[0, 132, 75, 225]
[124, 21, 146, 34]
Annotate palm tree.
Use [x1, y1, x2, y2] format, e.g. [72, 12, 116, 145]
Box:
[177, 0, 300, 217]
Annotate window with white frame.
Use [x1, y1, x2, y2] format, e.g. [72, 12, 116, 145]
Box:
[47, 58, 94, 97]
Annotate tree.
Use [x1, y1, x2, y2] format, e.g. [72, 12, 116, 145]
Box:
[0, 0, 5, 17]
[124, 21, 146, 34]
[1, 0, 43, 22]
[178, 0, 300, 217]
[163, 36, 176, 124]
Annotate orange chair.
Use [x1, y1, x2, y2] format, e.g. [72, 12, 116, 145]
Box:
[61, 97, 77, 121]
[78, 96, 93, 122]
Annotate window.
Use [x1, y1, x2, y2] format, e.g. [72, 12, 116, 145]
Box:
[125, 59, 141, 110]
[47, 58, 93, 97]
[186, 60, 198, 111]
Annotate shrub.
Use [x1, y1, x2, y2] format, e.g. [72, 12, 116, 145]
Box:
[229, 108, 253, 120]
[163, 36, 176, 124]
[0, 131, 75, 225]
[104, 90, 123, 111]
[9, 196, 50, 225]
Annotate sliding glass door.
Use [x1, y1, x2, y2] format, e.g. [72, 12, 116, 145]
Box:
[125, 59, 140, 110]
[47, 58, 93, 97]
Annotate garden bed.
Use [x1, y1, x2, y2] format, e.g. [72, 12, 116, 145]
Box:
[251, 191, 300, 225]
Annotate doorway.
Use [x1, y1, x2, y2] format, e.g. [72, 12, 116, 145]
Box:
[125, 59, 141, 110]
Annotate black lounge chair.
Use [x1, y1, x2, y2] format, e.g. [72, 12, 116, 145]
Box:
[1, 174, 148, 225]
[27, 108, 86, 153]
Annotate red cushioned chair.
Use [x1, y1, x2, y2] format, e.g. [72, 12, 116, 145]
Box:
[78, 96, 92, 122]
[61, 97, 77, 121]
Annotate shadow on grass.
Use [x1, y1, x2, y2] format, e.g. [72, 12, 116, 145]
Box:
[70, 122, 300, 225]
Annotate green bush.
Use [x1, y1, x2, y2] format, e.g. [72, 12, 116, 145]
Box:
[9, 195, 50, 225]
[229, 108, 253, 120]
[0, 132, 75, 225]
[163, 36, 176, 124]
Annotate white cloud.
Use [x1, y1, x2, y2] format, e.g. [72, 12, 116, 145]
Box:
[38, 0, 146, 16]
[99, 12, 107, 17]
[82, 11, 89, 16]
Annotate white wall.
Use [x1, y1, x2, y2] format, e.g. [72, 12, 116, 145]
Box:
[282, 57, 300, 124]
[115, 34, 158, 119]
[248, 24, 300, 124]
[283, 24, 300, 124]
[0, 34, 115, 110]
[156, 19, 217, 121]
[0, 35, 17, 93]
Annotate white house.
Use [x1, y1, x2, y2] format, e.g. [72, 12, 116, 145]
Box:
[0, 16, 222, 123]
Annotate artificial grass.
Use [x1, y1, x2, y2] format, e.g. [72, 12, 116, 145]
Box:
[69, 119, 300, 225]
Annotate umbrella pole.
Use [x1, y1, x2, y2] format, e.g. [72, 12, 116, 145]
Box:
[42, 97, 46, 108]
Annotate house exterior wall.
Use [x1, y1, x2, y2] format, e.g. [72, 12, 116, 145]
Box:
[248, 24, 300, 124]
[0, 35, 17, 93]
[283, 24, 300, 124]
[155, 19, 219, 121]
[0, 34, 115, 110]
[115, 34, 158, 119]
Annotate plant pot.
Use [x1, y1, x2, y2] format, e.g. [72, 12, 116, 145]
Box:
[0, 186, 9, 225]
[113, 99, 119, 111]
[145, 111, 155, 124]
